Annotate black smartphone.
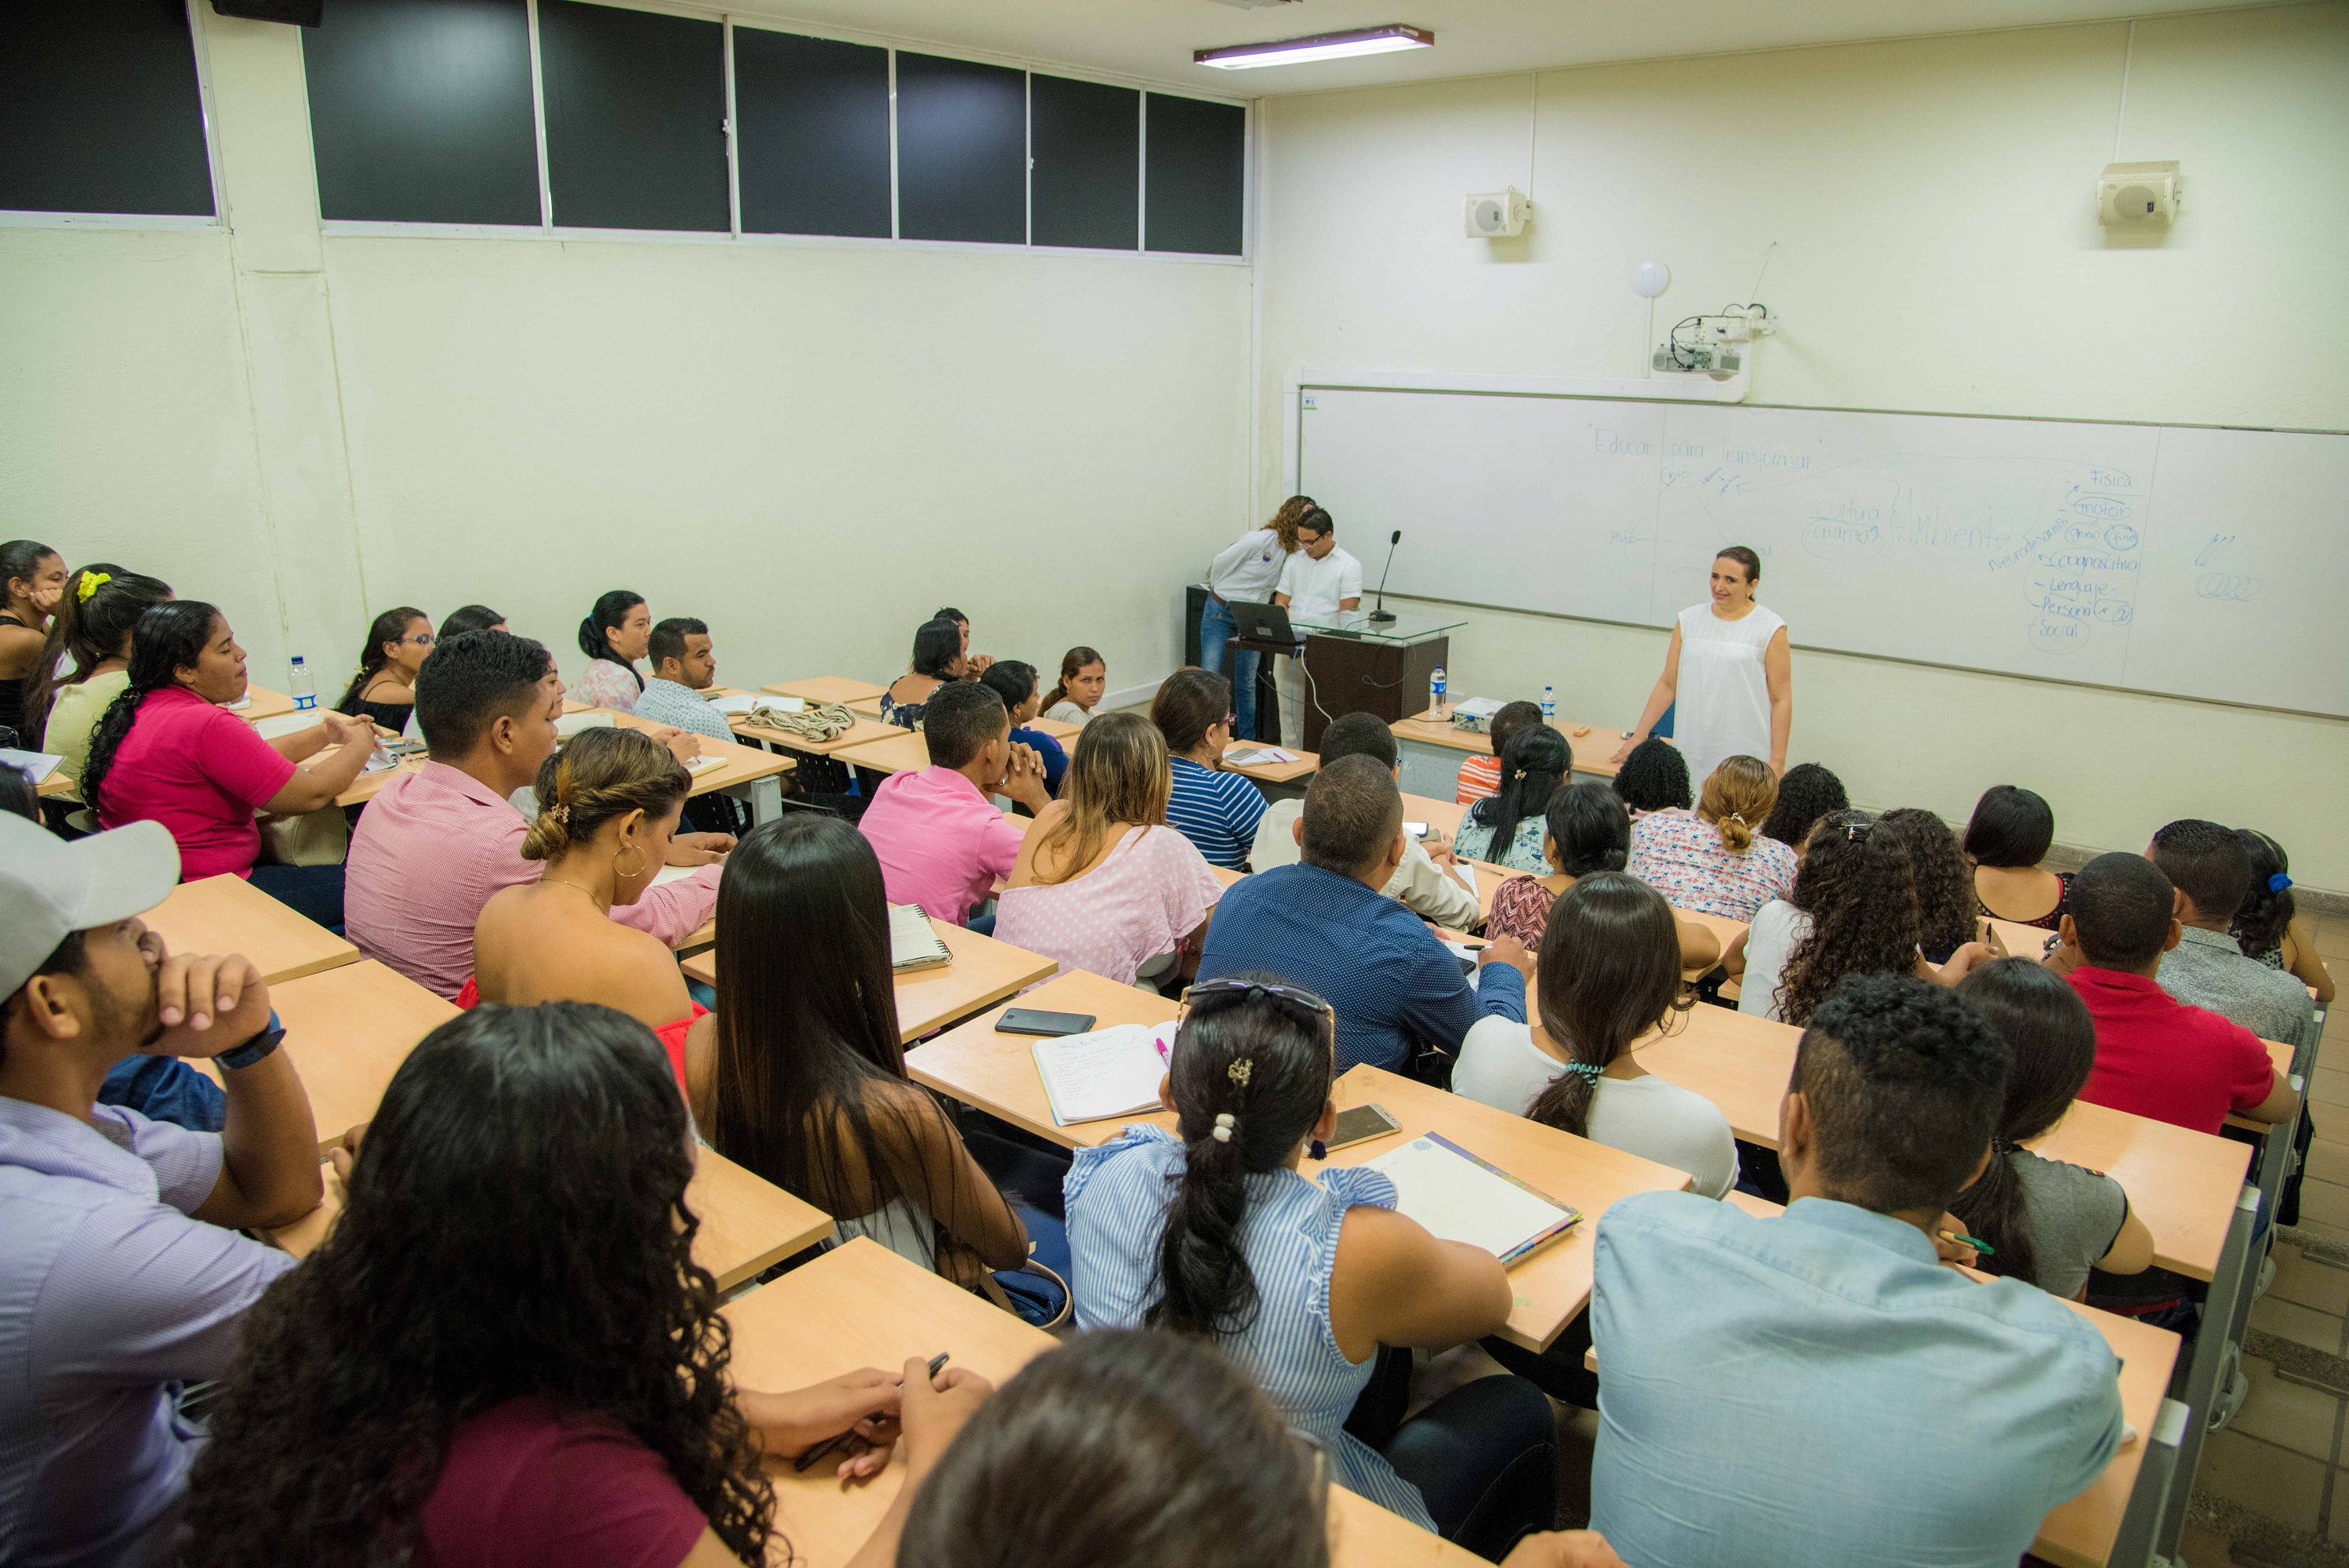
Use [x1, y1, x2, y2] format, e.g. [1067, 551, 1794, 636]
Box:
[1325, 1103, 1403, 1152]
[998, 1008, 1098, 1037]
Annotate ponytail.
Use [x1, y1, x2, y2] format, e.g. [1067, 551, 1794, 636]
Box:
[521, 726, 688, 863]
[2231, 829, 2295, 960]
[337, 606, 426, 715]
[1948, 959, 2097, 1291]
[1043, 645, 1102, 713]
[22, 564, 170, 742]
[1148, 978, 1334, 1340]
[1472, 723, 1570, 860]
[1948, 1141, 2038, 1290]
[1524, 874, 1686, 1138]
[1698, 755, 1777, 855]
[83, 601, 220, 818]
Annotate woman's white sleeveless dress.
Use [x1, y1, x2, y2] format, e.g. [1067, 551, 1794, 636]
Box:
[1673, 602, 1785, 786]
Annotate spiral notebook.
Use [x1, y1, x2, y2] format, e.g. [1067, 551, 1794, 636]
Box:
[888, 905, 953, 974]
[1357, 1133, 1581, 1264]
[1031, 1022, 1178, 1127]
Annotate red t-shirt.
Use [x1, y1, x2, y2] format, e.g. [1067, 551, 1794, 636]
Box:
[1455, 753, 1502, 805]
[418, 1396, 709, 1568]
[96, 687, 297, 880]
[2069, 966, 2277, 1136]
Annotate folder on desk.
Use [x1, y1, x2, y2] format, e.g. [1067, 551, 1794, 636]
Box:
[889, 906, 953, 974]
[1359, 1133, 1581, 1264]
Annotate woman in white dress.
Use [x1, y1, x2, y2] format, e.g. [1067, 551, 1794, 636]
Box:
[1610, 546, 1790, 784]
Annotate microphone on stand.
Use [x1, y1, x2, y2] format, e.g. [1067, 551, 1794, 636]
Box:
[1367, 529, 1403, 624]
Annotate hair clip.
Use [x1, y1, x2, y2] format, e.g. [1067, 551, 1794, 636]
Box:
[1842, 821, 1872, 842]
[1559, 1062, 1606, 1080]
[1211, 1112, 1236, 1143]
[1226, 1059, 1253, 1088]
[546, 804, 570, 825]
[2271, 872, 2293, 893]
[76, 570, 112, 602]
[1725, 812, 1746, 826]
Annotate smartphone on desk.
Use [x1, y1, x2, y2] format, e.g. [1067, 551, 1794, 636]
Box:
[997, 1008, 1098, 1037]
[1324, 1103, 1403, 1152]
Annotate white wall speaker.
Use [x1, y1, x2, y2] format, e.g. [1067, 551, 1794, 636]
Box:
[2098, 162, 2182, 227]
[1464, 188, 1530, 238]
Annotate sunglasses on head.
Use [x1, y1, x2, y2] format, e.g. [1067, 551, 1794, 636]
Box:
[1178, 979, 1335, 1038]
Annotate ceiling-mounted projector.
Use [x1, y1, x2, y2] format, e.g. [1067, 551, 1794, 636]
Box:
[1465, 188, 1529, 238]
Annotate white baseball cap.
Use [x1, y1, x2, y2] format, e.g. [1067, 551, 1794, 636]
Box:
[0, 815, 181, 998]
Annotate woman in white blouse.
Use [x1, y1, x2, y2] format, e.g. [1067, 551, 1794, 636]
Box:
[1198, 495, 1310, 741]
[1611, 546, 1791, 784]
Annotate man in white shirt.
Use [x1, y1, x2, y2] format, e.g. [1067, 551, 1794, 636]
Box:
[1271, 507, 1361, 741]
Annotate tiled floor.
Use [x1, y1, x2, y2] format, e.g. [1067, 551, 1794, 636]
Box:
[2174, 911, 2346, 1566]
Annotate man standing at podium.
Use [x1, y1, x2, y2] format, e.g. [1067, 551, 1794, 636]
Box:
[1270, 507, 1360, 746]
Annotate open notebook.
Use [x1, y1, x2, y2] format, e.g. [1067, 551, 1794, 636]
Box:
[1032, 1022, 1178, 1127]
[1357, 1133, 1581, 1264]
[888, 906, 953, 973]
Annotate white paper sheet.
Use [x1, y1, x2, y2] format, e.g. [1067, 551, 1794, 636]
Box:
[1032, 1023, 1177, 1126]
[0, 748, 63, 782]
[706, 693, 765, 716]
[1358, 1134, 1574, 1261]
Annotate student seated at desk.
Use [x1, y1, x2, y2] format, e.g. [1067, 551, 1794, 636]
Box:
[631, 615, 735, 744]
[1588, 975, 2126, 1568]
[575, 588, 653, 713]
[1875, 807, 1979, 964]
[2050, 852, 2296, 1138]
[1729, 810, 1992, 1026]
[1065, 981, 1559, 1559]
[30, 566, 172, 802]
[184, 1003, 985, 1568]
[859, 681, 1051, 930]
[1251, 712, 1478, 931]
[1153, 667, 1265, 872]
[85, 601, 377, 927]
[899, 1327, 1628, 1568]
[880, 618, 968, 730]
[345, 630, 724, 1000]
[932, 606, 995, 676]
[997, 713, 1222, 989]
[438, 603, 506, 639]
[334, 605, 431, 733]
[1452, 724, 1570, 874]
[2234, 829, 2335, 1007]
[1948, 960, 2155, 1300]
[688, 816, 1037, 1287]
[2, 816, 323, 1567]
[1196, 756, 1528, 1076]
[1460, 873, 1735, 1197]
[2149, 818, 2320, 1053]
[1040, 644, 1106, 728]
[1487, 782, 1721, 971]
[1454, 699, 1543, 807]
[980, 659, 1068, 796]
[472, 728, 714, 1086]
[1963, 784, 2072, 931]
[0, 538, 64, 744]
[1625, 753, 1794, 922]
[1756, 760, 1845, 850]
[1609, 735, 1691, 815]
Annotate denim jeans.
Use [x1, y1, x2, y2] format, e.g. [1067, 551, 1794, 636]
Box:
[248, 862, 346, 931]
[1198, 597, 1260, 740]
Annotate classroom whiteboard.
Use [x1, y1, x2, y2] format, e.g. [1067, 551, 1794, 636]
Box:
[1295, 386, 2349, 717]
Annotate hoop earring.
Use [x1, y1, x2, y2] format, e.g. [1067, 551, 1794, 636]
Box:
[613, 844, 648, 881]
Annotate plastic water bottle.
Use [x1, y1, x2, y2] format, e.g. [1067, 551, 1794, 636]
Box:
[1541, 684, 1556, 720]
[1429, 665, 1447, 715]
[289, 655, 316, 711]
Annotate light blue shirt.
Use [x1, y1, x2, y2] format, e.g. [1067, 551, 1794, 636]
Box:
[1589, 1192, 2123, 1568]
[630, 677, 733, 742]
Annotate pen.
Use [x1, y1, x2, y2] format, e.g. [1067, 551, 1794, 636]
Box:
[793, 1352, 949, 1473]
[1938, 1229, 1995, 1255]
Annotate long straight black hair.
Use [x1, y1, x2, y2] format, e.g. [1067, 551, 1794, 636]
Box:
[706, 815, 997, 1247]
[1526, 873, 1690, 1138]
[1469, 722, 1571, 858]
[22, 564, 171, 740]
[1150, 979, 1333, 1339]
[80, 601, 223, 818]
[1947, 959, 2099, 1292]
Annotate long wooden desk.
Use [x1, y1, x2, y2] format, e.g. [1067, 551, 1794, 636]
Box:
[830, 728, 935, 777]
[141, 873, 359, 984]
[906, 972, 1181, 1149]
[267, 960, 458, 1152]
[762, 677, 887, 706]
[724, 1237, 1483, 1566]
[683, 920, 1057, 1044]
[266, 1140, 833, 1293]
[732, 712, 904, 759]
[331, 709, 793, 814]
[1222, 741, 1318, 786]
[1394, 710, 1630, 781]
[1630, 1005, 2256, 1280]
[227, 684, 296, 724]
[1400, 793, 1465, 840]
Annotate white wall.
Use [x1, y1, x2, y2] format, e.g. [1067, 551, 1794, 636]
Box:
[0, 8, 1251, 721]
[1258, 4, 2349, 887]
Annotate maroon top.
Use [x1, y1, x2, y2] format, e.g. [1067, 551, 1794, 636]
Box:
[418, 1396, 708, 1568]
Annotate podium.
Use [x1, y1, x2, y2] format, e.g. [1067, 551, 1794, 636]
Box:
[1280, 610, 1465, 752]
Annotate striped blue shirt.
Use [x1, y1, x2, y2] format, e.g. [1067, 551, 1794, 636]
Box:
[1066, 1123, 1435, 1528]
[1196, 862, 1526, 1073]
[630, 677, 734, 743]
[1166, 756, 1268, 870]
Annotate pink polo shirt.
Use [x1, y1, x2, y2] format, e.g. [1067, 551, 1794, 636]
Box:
[858, 765, 1026, 927]
[344, 760, 721, 999]
[96, 687, 296, 880]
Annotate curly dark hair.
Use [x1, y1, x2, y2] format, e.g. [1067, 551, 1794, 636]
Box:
[1874, 807, 1976, 959]
[1774, 811, 1922, 1027]
[1610, 736, 1691, 813]
[1759, 762, 1846, 849]
[181, 1003, 775, 1566]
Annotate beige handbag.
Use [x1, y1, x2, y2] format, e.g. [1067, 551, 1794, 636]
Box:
[260, 805, 350, 867]
[742, 702, 858, 742]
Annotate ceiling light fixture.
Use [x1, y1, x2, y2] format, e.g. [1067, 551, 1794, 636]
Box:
[1195, 24, 1434, 70]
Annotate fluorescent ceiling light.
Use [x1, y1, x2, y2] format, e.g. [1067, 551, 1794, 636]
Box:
[1195, 24, 1434, 70]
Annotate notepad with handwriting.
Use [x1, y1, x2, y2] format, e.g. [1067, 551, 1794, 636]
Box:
[888, 906, 952, 973]
[1358, 1134, 1580, 1264]
[1032, 1023, 1177, 1127]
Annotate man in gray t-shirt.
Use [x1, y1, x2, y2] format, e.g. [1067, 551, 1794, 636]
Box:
[2149, 820, 2319, 1054]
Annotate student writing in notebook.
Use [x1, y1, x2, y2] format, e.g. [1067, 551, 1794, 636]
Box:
[1064, 979, 1559, 1559]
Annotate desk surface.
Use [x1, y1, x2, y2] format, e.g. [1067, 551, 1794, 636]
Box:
[683, 920, 1057, 1044]
[608, 711, 795, 795]
[763, 677, 888, 706]
[268, 1139, 831, 1292]
[1395, 710, 1629, 778]
[1631, 1005, 2255, 1280]
[1222, 742, 1320, 785]
[141, 873, 358, 985]
[1401, 793, 1465, 840]
[831, 728, 936, 777]
[906, 971, 1182, 1149]
[231, 685, 296, 724]
[267, 960, 459, 1152]
[733, 712, 906, 758]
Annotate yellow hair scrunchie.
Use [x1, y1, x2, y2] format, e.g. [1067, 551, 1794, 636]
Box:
[77, 570, 112, 603]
